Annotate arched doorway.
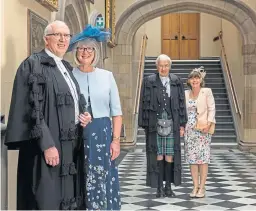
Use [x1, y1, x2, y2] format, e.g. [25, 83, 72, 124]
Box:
[55, 0, 89, 34]
[54, 0, 89, 61]
[64, 4, 80, 35]
[114, 0, 256, 149]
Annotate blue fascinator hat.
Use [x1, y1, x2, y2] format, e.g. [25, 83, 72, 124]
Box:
[67, 24, 110, 52]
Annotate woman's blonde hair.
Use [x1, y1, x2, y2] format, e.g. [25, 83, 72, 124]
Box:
[187, 66, 206, 89]
[72, 38, 100, 67]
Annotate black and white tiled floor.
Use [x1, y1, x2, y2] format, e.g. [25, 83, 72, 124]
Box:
[118, 149, 256, 210]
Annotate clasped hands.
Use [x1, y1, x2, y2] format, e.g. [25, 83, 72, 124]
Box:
[180, 126, 185, 137]
[78, 111, 92, 127]
[201, 124, 211, 134]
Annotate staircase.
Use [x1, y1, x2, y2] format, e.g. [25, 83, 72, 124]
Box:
[137, 57, 237, 146]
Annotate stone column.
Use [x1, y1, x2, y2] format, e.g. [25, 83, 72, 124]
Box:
[112, 44, 134, 146]
[239, 49, 256, 151]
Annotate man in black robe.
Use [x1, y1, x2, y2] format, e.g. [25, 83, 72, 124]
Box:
[139, 54, 187, 197]
[5, 21, 91, 210]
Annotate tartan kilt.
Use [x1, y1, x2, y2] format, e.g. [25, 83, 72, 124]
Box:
[157, 111, 174, 156]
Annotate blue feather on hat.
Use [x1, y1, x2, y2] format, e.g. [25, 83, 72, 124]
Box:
[67, 24, 110, 52]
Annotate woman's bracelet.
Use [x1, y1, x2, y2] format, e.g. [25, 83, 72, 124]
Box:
[112, 136, 120, 143]
[113, 136, 120, 141]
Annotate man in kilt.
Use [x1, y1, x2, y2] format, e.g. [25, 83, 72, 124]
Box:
[139, 54, 187, 198]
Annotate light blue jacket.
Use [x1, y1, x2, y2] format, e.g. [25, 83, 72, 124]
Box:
[73, 67, 122, 118]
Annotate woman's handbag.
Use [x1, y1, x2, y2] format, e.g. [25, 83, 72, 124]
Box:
[157, 119, 173, 136]
[194, 120, 215, 135]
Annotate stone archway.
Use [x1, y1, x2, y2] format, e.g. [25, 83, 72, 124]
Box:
[53, 0, 89, 61]
[64, 4, 80, 35]
[114, 0, 256, 149]
[55, 0, 89, 34]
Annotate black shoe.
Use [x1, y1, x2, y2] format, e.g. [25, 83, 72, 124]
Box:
[165, 182, 176, 197]
[156, 187, 164, 198]
[156, 160, 164, 198]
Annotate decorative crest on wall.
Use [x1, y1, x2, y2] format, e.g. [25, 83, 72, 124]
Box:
[36, 0, 58, 12]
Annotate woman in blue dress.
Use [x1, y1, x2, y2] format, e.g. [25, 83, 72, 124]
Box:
[68, 25, 122, 210]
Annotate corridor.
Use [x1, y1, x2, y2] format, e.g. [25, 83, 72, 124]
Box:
[118, 148, 256, 210]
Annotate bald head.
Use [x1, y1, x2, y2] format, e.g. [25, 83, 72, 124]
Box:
[43, 20, 71, 58]
[44, 20, 70, 36]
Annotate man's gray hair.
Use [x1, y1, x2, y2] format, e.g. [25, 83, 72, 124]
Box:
[155, 54, 172, 66]
[44, 20, 69, 36]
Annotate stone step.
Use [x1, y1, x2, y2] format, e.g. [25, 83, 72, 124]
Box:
[140, 58, 237, 144]
[144, 72, 224, 78]
[144, 63, 221, 69]
[144, 68, 222, 73]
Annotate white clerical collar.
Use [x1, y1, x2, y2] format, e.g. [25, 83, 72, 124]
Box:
[45, 48, 62, 62]
[160, 75, 169, 81]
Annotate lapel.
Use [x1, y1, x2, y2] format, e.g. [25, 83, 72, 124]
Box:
[39, 49, 57, 67]
[155, 73, 163, 103]
[185, 88, 204, 112]
[62, 61, 81, 97]
[196, 88, 204, 114]
[185, 90, 190, 107]
[39, 50, 74, 99]
[168, 73, 173, 99]
[156, 73, 163, 87]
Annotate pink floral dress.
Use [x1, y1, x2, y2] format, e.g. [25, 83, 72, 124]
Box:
[184, 99, 211, 164]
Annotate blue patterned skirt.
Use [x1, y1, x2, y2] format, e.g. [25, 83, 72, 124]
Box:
[83, 117, 121, 210]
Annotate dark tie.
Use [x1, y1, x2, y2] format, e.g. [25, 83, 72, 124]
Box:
[164, 80, 170, 97]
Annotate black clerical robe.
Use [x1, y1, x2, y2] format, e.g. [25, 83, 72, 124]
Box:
[5, 50, 86, 210]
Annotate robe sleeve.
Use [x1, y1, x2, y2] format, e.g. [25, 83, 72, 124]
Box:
[138, 78, 147, 128]
[5, 57, 55, 151]
[177, 77, 187, 127]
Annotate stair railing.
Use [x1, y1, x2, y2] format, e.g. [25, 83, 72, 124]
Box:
[215, 31, 242, 118]
[134, 34, 148, 115]
[132, 34, 148, 145]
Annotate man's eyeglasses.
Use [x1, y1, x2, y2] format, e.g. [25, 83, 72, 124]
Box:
[76, 47, 95, 53]
[46, 33, 72, 39]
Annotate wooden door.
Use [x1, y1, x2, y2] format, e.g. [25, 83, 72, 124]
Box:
[161, 13, 200, 60]
[180, 13, 199, 59]
[161, 13, 180, 60]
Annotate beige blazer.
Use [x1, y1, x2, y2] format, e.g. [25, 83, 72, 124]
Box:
[185, 88, 216, 125]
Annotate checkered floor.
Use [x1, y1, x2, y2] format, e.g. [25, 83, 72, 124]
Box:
[118, 149, 256, 210]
